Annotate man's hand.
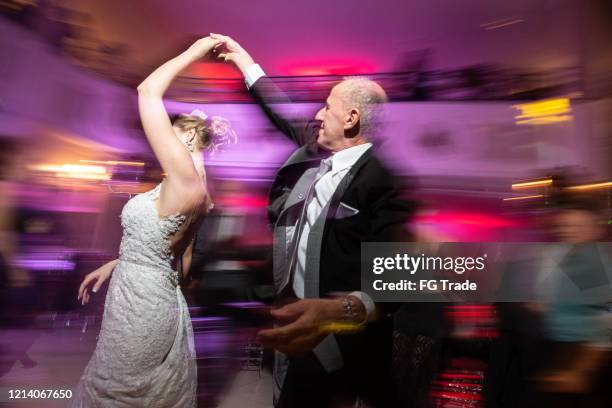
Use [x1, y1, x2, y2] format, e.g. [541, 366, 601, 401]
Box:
[256, 298, 365, 355]
[209, 33, 255, 72]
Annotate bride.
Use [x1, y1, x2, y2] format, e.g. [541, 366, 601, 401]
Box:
[71, 36, 235, 407]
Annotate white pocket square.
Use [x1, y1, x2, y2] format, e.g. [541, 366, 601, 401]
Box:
[335, 202, 360, 219]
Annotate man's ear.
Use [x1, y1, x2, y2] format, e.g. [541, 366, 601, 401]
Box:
[344, 108, 360, 130]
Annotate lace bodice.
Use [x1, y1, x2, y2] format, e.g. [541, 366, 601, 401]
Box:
[118, 184, 187, 285]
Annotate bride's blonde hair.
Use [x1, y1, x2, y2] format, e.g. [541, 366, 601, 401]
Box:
[172, 110, 237, 154]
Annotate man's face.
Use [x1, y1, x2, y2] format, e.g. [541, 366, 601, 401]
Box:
[314, 84, 348, 152]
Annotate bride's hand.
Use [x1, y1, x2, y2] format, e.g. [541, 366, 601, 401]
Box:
[187, 36, 222, 60]
[209, 33, 254, 71]
[78, 262, 114, 305]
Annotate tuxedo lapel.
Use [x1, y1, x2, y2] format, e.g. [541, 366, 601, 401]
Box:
[282, 167, 318, 213]
[268, 146, 328, 225]
[270, 166, 319, 294]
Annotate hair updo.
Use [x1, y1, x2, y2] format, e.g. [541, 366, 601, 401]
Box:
[171, 113, 210, 152]
[171, 111, 237, 154]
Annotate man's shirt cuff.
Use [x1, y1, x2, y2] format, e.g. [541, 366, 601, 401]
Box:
[244, 64, 265, 89]
[349, 291, 376, 319]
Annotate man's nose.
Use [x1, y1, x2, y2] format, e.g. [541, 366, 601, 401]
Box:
[314, 107, 325, 120]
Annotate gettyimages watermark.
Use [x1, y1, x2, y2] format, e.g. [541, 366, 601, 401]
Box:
[361, 242, 612, 303]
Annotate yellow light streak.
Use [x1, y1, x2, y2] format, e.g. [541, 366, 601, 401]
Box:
[511, 179, 553, 190]
[503, 195, 544, 201]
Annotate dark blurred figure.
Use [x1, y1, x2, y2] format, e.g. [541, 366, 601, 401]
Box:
[188, 181, 272, 309]
[486, 184, 612, 408]
[529, 192, 611, 407]
[392, 302, 451, 408]
[185, 184, 273, 407]
[0, 138, 38, 377]
[0, 0, 73, 52]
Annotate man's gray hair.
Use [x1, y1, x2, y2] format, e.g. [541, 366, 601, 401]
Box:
[339, 77, 388, 140]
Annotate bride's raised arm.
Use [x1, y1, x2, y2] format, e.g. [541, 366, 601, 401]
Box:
[136, 37, 219, 186]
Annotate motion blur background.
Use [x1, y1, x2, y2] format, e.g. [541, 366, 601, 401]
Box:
[1, 0, 611, 407]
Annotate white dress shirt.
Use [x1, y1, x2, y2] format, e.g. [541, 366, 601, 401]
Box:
[243, 63, 376, 318]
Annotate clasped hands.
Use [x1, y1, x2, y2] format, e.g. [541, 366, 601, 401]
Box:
[257, 298, 366, 356]
[186, 33, 254, 71]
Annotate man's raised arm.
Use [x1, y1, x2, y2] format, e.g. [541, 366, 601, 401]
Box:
[211, 33, 317, 148]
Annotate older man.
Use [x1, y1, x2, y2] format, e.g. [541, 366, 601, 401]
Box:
[212, 33, 414, 407]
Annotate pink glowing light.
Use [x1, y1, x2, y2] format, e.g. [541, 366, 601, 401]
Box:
[215, 195, 268, 209]
[416, 211, 517, 229]
[279, 57, 378, 76]
[190, 62, 242, 79]
[414, 211, 521, 241]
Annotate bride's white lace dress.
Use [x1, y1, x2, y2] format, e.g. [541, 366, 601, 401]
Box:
[71, 184, 197, 407]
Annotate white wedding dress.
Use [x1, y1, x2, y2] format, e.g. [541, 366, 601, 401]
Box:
[71, 184, 197, 407]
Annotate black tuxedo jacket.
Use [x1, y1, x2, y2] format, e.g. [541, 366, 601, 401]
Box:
[251, 77, 415, 300]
